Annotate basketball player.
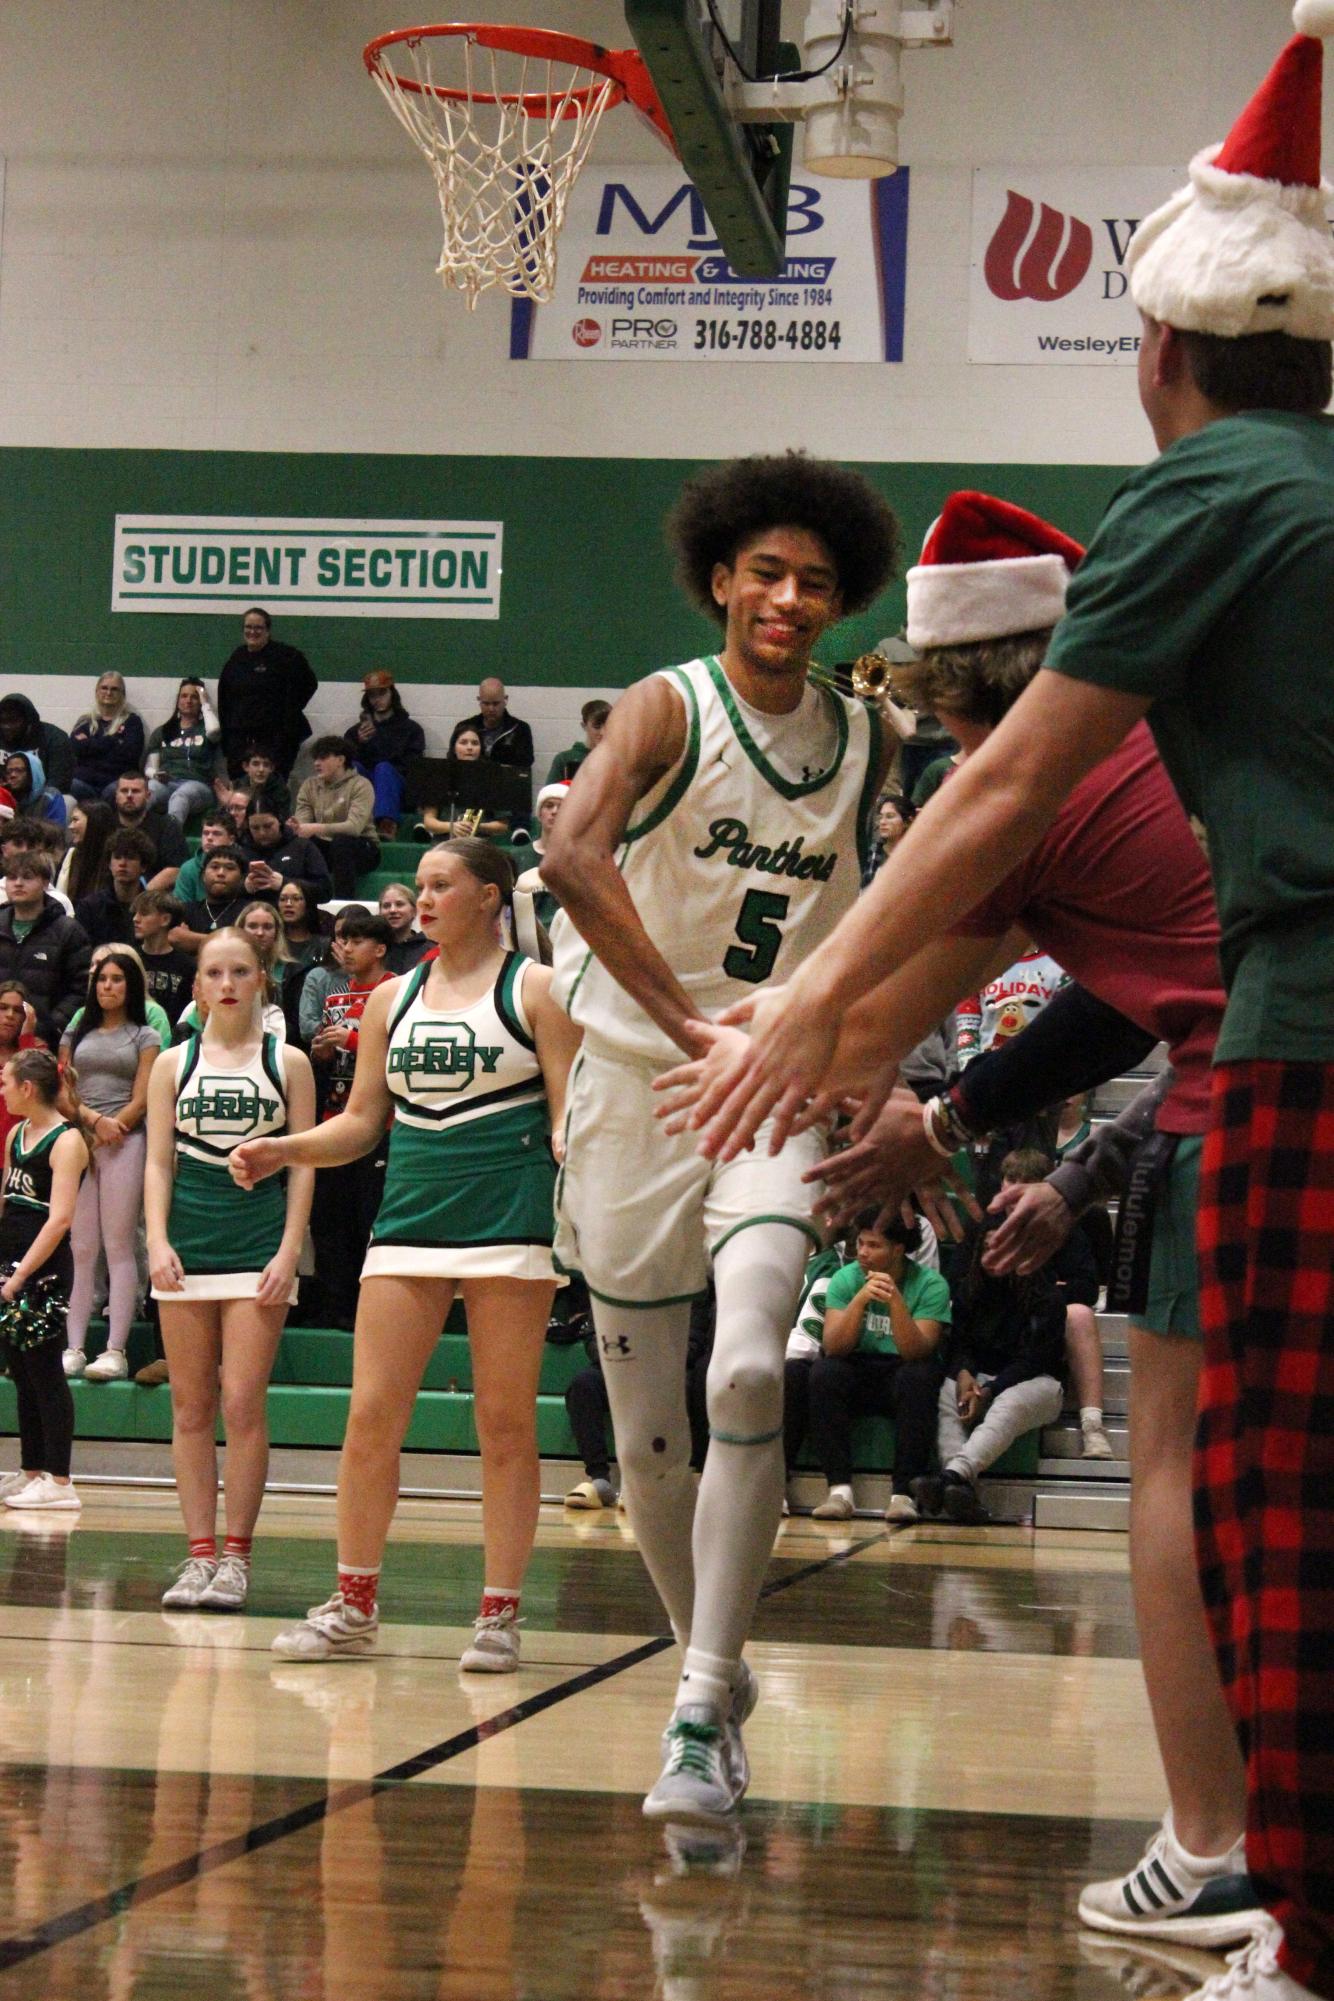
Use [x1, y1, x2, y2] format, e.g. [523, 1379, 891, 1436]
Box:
[540, 452, 899, 1826]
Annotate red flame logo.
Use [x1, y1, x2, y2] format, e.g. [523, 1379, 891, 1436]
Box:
[984, 190, 1093, 303]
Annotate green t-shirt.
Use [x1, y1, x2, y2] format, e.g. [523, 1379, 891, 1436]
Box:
[174, 850, 208, 904]
[1046, 410, 1334, 1063]
[822, 1256, 952, 1357]
[65, 998, 172, 1047]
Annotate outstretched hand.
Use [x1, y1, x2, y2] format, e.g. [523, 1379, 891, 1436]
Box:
[806, 1083, 983, 1240]
[653, 1021, 759, 1144]
[981, 1179, 1074, 1276]
[688, 980, 839, 1162]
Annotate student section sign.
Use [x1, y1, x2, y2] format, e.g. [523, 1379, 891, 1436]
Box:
[510, 164, 910, 363]
[111, 515, 503, 619]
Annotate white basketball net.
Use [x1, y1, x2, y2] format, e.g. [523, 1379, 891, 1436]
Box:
[369, 35, 619, 308]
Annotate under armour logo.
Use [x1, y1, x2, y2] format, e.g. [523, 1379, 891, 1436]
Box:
[600, 1333, 631, 1357]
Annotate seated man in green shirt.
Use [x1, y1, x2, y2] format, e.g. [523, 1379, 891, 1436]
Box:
[795, 1211, 950, 1524]
[545, 699, 611, 787]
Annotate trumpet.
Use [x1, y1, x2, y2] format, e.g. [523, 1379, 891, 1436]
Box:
[454, 807, 484, 836]
[851, 650, 891, 702]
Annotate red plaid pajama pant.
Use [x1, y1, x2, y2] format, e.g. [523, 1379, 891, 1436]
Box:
[1196, 1060, 1334, 1997]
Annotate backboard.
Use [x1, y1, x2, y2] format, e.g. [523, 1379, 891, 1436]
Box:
[623, 0, 793, 277]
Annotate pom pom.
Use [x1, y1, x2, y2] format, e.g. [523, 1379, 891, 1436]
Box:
[1294, 1, 1334, 37]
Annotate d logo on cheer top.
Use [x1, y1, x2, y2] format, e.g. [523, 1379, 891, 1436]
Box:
[388, 1022, 504, 1094]
[984, 190, 1093, 302]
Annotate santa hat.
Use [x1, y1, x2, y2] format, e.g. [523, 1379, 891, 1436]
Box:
[905, 492, 1084, 651]
[0, 787, 14, 823]
[1128, 4, 1334, 339]
[535, 782, 570, 809]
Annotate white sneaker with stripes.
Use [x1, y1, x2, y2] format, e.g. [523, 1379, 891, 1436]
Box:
[271, 1592, 379, 1661]
[1079, 1814, 1268, 1948]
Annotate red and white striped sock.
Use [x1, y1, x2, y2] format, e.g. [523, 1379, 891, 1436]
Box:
[337, 1565, 379, 1619]
[188, 1536, 217, 1564]
[222, 1535, 253, 1565]
[479, 1587, 521, 1623]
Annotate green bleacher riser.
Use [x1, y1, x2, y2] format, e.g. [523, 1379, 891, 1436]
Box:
[0, 1366, 1039, 1475]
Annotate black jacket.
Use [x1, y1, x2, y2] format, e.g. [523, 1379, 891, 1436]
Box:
[449, 710, 534, 770]
[0, 896, 92, 1048]
[942, 1231, 1098, 1400]
[218, 640, 318, 772]
[344, 706, 425, 777]
[240, 835, 331, 895]
[73, 888, 138, 950]
[0, 693, 74, 792]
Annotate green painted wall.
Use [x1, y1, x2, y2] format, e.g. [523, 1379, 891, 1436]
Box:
[0, 449, 1133, 688]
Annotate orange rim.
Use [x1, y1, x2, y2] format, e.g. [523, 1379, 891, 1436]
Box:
[363, 23, 677, 145]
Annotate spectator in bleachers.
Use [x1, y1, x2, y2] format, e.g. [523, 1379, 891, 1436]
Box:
[235, 743, 291, 823]
[217, 607, 317, 777]
[0, 694, 73, 796]
[307, 909, 394, 1326]
[297, 906, 361, 1046]
[68, 674, 146, 803]
[955, 945, 1069, 1068]
[793, 1212, 950, 1522]
[171, 809, 234, 907]
[417, 727, 513, 841]
[915, 1149, 1098, 1522]
[275, 879, 328, 969]
[345, 671, 425, 839]
[74, 828, 155, 949]
[861, 790, 912, 890]
[450, 678, 534, 772]
[240, 794, 331, 902]
[221, 787, 250, 840]
[909, 735, 964, 810]
[60, 950, 161, 1383]
[131, 892, 194, 1029]
[143, 676, 225, 826]
[288, 738, 378, 898]
[5, 751, 66, 829]
[237, 902, 300, 1040]
[544, 699, 610, 786]
[67, 942, 172, 1049]
[176, 848, 248, 950]
[0, 853, 90, 1049]
[1, 820, 73, 918]
[57, 800, 116, 907]
[112, 771, 187, 893]
[378, 883, 429, 975]
[522, 783, 570, 928]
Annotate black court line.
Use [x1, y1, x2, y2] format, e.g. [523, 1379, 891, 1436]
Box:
[0, 1529, 886, 1970]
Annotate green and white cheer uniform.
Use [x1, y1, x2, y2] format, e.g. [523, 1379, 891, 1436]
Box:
[363, 950, 562, 1283]
[155, 1032, 295, 1303]
[551, 653, 880, 1307]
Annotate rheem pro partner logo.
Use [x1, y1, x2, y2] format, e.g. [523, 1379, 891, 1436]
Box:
[572, 318, 602, 347]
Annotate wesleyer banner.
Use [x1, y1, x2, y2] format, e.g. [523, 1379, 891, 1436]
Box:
[111, 516, 503, 619]
[969, 167, 1183, 364]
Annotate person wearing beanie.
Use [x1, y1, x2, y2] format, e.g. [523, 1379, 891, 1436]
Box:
[695, 16, 1334, 1999]
[343, 670, 425, 839]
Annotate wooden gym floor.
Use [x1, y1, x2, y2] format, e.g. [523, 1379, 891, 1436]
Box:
[0, 1491, 1221, 1999]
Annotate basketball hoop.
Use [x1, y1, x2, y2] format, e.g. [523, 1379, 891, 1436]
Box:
[364, 25, 674, 309]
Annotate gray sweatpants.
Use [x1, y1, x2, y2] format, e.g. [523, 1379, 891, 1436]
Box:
[937, 1370, 1063, 1484]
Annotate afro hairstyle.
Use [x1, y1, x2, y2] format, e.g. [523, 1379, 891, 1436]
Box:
[668, 451, 901, 625]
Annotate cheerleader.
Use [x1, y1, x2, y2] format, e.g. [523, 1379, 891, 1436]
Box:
[145, 927, 315, 1612]
[232, 838, 580, 1671]
[0, 1051, 87, 1510]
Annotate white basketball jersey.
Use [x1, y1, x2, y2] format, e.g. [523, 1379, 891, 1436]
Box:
[553, 654, 881, 1064]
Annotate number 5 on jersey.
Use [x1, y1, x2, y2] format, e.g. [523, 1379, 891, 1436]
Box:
[723, 889, 791, 984]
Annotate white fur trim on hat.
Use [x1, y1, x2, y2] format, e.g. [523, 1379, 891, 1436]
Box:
[905, 554, 1071, 650]
[1294, 1, 1334, 37]
[1129, 143, 1334, 337]
[535, 782, 570, 809]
